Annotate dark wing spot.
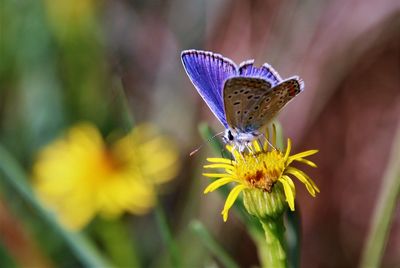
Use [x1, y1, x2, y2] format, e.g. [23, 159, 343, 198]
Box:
[254, 106, 259, 110]
[228, 95, 232, 99]
[234, 91, 239, 94]
[233, 101, 241, 105]
[240, 89, 244, 93]
[244, 90, 250, 94]
[249, 116, 253, 120]
[236, 111, 241, 115]
[247, 95, 253, 100]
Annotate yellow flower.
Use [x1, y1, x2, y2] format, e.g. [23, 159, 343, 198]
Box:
[33, 123, 179, 230]
[203, 126, 319, 222]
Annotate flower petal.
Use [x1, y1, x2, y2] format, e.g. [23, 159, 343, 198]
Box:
[203, 173, 229, 178]
[293, 158, 317, 168]
[204, 177, 237, 194]
[252, 140, 261, 152]
[206, 158, 233, 164]
[226, 145, 234, 152]
[282, 175, 295, 196]
[287, 150, 318, 164]
[263, 128, 270, 151]
[204, 163, 234, 170]
[285, 167, 320, 196]
[221, 184, 247, 222]
[272, 124, 277, 147]
[284, 138, 292, 160]
[232, 150, 242, 161]
[279, 178, 295, 211]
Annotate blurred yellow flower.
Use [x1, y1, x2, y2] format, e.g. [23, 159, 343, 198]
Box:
[203, 126, 319, 222]
[44, 0, 96, 27]
[44, 0, 99, 41]
[33, 123, 179, 230]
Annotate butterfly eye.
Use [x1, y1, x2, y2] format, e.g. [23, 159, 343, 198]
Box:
[228, 131, 234, 141]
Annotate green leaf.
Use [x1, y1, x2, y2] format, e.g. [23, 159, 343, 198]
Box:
[155, 203, 181, 268]
[0, 241, 17, 268]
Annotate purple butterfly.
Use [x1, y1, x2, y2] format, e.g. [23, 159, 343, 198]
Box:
[181, 49, 303, 150]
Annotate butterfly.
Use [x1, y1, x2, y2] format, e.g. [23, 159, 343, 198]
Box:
[181, 49, 304, 151]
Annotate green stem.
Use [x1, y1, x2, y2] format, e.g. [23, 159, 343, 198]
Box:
[154, 203, 181, 268]
[285, 209, 301, 268]
[360, 125, 400, 268]
[259, 217, 287, 268]
[94, 218, 141, 268]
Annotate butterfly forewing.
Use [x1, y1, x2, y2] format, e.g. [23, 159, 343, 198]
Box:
[238, 61, 282, 86]
[223, 77, 303, 132]
[181, 50, 237, 128]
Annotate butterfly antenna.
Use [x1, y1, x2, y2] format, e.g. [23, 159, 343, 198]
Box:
[189, 130, 225, 156]
[189, 146, 202, 156]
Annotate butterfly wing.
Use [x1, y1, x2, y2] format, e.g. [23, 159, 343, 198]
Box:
[223, 77, 272, 132]
[223, 77, 303, 132]
[181, 50, 237, 128]
[238, 60, 282, 86]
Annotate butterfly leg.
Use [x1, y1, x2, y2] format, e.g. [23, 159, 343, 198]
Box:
[260, 133, 277, 151]
[244, 142, 260, 163]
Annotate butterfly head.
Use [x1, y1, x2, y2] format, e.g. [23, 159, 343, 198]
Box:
[223, 128, 262, 151]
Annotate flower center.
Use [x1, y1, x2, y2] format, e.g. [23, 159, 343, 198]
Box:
[99, 148, 128, 176]
[235, 150, 286, 192]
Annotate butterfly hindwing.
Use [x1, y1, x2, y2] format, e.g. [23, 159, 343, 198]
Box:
[223, 77, 272, 132]
[262, 77, 303, 122]
[181, 50, 237, 128]
[223, 77, 303, 132]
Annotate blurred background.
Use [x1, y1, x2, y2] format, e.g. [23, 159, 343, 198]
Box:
[1, 0, 400, 267]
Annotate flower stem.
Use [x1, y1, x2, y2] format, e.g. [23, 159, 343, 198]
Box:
[258, 216, 287, 268]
